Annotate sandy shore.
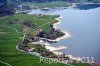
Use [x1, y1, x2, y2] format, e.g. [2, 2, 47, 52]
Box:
[45, 45, 67, 52]
[31, 40, 67, 52]
[53, 16, 61, 29]
[47, 31, 71, 42]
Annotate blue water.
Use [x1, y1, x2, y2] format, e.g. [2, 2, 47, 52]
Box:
[53, 8, 100, 62]
[29, 6, 100, 62]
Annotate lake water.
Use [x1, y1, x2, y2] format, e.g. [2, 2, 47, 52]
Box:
[29, 5, 100, 62]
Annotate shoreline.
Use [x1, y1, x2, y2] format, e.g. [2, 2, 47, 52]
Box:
[46, 31, 71, 42]
[15, 13, 93, 65]
[33, 16, 70, 55]
[31, 41, 67, 54]
[52, 16, 71, 41]
[46, 17, 69, 55]
[31, 41, 67, 55]
[40, 16, 71, 42]
[30, 16, 70, 55]
[43, 16, 70, 54]
[17, 14, 81, 63]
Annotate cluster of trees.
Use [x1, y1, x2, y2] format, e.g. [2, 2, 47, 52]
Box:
[31, 44, 56, 57]
[18, 38, 30, 52]
[20, 5, 31, 10]
[0, 0, 15, 17]
[37, 26, 65, 40]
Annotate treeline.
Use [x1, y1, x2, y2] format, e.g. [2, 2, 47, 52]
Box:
[37, 25, 65, 40]
[0, 3, 15, 17]
[37, 30, 65, 40]
[0, 0, 15, 17]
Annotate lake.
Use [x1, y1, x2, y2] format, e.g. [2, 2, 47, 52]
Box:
[29, 4, 100, 62]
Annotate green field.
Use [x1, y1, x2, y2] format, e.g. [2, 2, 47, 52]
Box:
[0, 14, 91, 66]
[22, 1, 71, 8]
